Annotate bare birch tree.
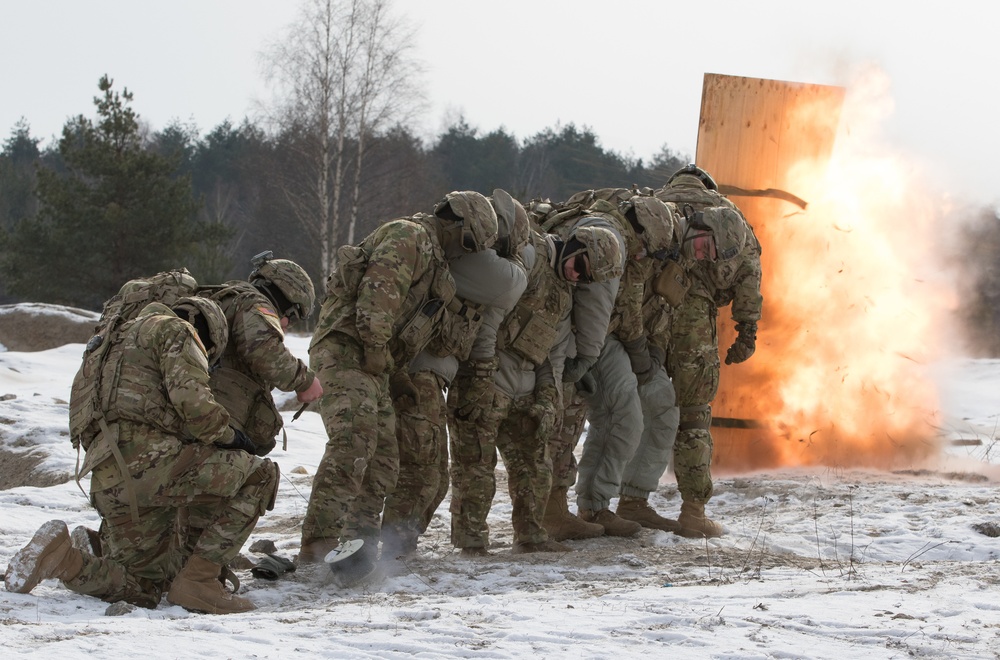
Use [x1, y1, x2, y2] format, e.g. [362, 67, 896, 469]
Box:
[258, 0, 423, 280]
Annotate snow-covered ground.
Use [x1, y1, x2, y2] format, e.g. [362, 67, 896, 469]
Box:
[1, 332, 999, 659]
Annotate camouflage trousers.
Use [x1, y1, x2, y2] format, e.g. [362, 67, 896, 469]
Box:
[66, 430, 275, 608]
[449, 378, 554, 548]
[382, 370, 449, 555]
[575, 336, 643, 512]
[667, 296, 721, 503]
[550, 382, 589, 493]
[302, 334, 398, 547]
[620, 364, 679, 498]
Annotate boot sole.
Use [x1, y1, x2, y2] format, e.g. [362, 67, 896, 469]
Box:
[674, 527, 724, 539]
[166, 592, 256, 614]
[4, 520, 70, 594]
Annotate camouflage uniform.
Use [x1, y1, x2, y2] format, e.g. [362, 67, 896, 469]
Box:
[382, 245, 527, 556]
[205, 280, 317, 452]
[163, 281, 318, 572]
[449, 223, 623, 550]
[304, 208, 492, 558]
[448, 232, 567, 549]
[65, 303, 277, 607]
[655, 174, 763, 507]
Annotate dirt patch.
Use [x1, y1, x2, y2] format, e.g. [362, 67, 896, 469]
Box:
[0, 304, 98, 351]
[0, 446, 71, 490]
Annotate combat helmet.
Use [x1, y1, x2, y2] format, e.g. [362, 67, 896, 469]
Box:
[249, 251, 316, 321]
[558, 225, 624, 283]
[692, 206, 747, 261]
[621, 195, 677, 257]
[666, 164, 719, 191]
[490, 188, 530, 258]
[433, 190, 499, 253]
[172, 296, 229, 365]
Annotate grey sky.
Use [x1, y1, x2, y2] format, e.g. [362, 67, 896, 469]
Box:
[3, 0, 997, 205]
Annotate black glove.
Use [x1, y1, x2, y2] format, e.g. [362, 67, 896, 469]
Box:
[725, 321, 757, 365]
[648, 344, 666, 370]
[217, 427, 255, 454]
[621, 336, 657, 385]
[576, 371, 597, 395]
[562, 354, 598, 383]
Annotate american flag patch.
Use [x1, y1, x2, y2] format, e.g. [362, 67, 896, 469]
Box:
[256, 305, 279, 319]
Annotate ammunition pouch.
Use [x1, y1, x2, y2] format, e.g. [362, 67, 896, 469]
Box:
[209, 367, 282, 457]
[333, 244, 368, 295]
[652, 258, 691, 308]
[501, 306, 559, 366]
[428, 298, 483, 360]
[398, 298, 446, 356]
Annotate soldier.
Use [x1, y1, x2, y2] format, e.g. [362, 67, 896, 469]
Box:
[381, 189, 529, 559]
[613, 254, 687, 533]
[648, 164, 763, 537]
[301, 191, 499, 585]
[4, 297, 279, 614]
[552, 191, 678, 537]
[449, 203, 626, 555]
[201, 251, 324, 456]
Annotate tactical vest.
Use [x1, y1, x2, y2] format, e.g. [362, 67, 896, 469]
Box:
[497, 234, 571, 366]
[317, 215, 458, 362]
[200, 281, 283, 456]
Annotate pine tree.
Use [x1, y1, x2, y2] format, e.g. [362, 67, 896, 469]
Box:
[1, 75, 199, 308]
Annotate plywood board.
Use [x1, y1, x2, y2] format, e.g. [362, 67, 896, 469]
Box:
[695, 73, 845, 471]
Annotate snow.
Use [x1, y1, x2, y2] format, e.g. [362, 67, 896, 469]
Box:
[2, 332, 999, 659]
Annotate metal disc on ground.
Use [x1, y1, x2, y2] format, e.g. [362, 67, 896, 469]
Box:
[324, 538, 365, 564]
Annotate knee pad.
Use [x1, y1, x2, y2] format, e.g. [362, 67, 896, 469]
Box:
[678, 404, 712, 432]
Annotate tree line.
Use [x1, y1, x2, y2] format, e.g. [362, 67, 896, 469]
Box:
[0, 76, 685, 312]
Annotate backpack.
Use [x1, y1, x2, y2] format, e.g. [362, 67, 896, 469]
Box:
[69, 269, 200, 449]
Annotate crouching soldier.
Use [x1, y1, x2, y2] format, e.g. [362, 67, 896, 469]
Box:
[4, 297, 279, 614]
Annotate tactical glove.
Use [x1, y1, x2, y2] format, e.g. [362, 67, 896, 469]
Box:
[725, 321, 757, 365]
[217, 427, 255, 454]
[562, 354, 598, 383]
[361, 344, 390, 375]
[455, 357, 498, 423]
[576, 371, 598, 396]
[648, 344, 666, 370]
[389, 370, 420, 408]
[527, 381, 560, 440]
[621, 336, 657, 385]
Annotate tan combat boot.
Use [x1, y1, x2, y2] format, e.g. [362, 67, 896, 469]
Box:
[616, 496, 682, 534]
[166, 555, 255, 614]
[579, 508, 642, 537]
[511, 539, 573, 554]
[677, 500, 724, 539]
[296, 538, 341, 565]
[4, 520, 84, 593]
[542, 488, 604, 541]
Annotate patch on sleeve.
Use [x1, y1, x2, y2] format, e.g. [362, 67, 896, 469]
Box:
[256, 305, 284, 335]
[185, 325, 209, 356]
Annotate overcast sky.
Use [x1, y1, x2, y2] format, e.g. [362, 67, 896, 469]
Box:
[2, 0, 997, 206]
